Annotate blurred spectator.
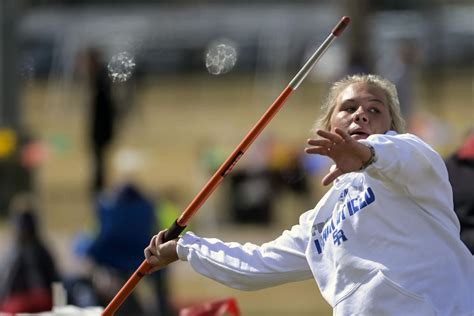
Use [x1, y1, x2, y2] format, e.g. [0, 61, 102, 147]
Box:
[0, 194, 60, 314]
[80, 47, 117, 195]
[270, 144, 310, 200]
[226, 137, 312, 225]
[228, 168, 275, 224]
[445, 129, 474, 254]
[72, 182, 175, 315]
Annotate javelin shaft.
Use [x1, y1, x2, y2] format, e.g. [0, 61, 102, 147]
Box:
[289, 34, 336, 89]
[176, 85, 293, 227]
[102, 16, 350, 316]
[101, 87, 293, 316]
[174, 15, 349, 229]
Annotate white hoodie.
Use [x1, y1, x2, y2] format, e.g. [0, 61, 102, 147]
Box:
[177, 132, 474, 315]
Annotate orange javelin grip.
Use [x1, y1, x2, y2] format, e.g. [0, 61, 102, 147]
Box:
[102, 16, 350, 316]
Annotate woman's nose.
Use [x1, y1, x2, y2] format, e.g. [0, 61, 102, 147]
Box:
[353, 107, 369, 123]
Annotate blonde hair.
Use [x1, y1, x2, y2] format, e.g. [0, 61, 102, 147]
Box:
[314, 74, 406, 133]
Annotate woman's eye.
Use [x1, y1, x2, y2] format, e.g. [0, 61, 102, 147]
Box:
[369, 108, 380, 114]
[345, 107, 356, 113]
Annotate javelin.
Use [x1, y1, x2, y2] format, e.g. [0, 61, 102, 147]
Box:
[102, 15, 350, 316]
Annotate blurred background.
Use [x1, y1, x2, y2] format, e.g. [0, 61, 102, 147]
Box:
[0, 0, 472, 315]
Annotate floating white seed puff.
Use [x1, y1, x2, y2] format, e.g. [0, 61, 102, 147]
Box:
[107, 51, 136, 82]
[205, 41, 238, 75]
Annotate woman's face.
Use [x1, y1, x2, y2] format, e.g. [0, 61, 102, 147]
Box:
[329, 82, 392, 140]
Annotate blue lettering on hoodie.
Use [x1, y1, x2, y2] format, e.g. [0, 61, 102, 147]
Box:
[315, 187, 375, 253]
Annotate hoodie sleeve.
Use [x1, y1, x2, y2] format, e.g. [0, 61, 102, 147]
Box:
[176, 212, 314, 291]
[360, 132, 456, 227]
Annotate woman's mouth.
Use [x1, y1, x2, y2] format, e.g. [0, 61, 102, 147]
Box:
[349, 131, 369, 140]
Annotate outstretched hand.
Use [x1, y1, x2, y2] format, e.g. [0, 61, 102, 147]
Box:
[144, 230, 179, 274]
[305, 128, 372, 186]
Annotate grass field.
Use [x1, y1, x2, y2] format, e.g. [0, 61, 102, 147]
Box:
[1, 68, 472, 315]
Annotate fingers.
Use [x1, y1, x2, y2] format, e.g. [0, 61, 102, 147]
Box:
[144, 229, 179, 275]
[154, 230, 166, 248]
[305, 145, 331, 156]
[146, 235, 158, 256]
[308, 129, 361, 185]
[334, 128, 352, 142]
[306, 133, 338, 156]
[144, 245, 160, 269]
[316, 129, 343, 144]
[322, 167, 343, 186]
[316, 128, 353, 144]
[307, 138, 333, 147]
[307, 129, 357, 157]
[145, 236, 158, 263]
[145, 252, 160, 266]
[145, 231, 165, 268]
[144, 247, 152, 260]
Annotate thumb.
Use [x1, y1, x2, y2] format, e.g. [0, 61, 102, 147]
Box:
[322, 167, 343, 186]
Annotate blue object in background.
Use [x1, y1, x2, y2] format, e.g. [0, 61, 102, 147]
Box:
[86, 183, 156, 273]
